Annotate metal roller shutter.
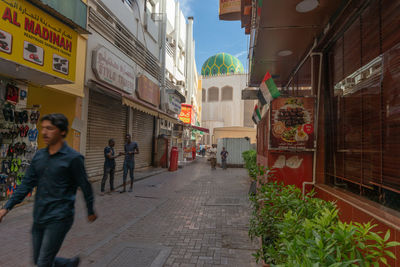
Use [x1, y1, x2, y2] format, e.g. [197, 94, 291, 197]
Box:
[86, 91, 128, 179]
[131, 109, 154, 168]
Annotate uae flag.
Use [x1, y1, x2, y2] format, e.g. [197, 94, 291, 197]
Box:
[252, 105, 262, 124]
[260, 71, 280, 103]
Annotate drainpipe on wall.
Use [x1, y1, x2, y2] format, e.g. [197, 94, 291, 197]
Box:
[185, 16, 194, 105]
[160, 0, 167, 111]
[302, 52, 323, 197]
[174, 1, 180, 71]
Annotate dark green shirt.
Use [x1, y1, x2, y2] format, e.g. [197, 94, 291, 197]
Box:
[4, 143, 94, 224]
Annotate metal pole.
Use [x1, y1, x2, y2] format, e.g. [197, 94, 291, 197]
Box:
[160, 0, 167, 111]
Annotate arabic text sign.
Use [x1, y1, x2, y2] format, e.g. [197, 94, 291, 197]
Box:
[179, 104, 192, 124]
[168, 94, 181, 114]
[0, 0, 78, 82]
[92, 46, 135, 94]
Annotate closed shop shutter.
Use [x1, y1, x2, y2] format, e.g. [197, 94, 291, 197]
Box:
[131, 109, 154, 168]
[86, 90, 128, 179]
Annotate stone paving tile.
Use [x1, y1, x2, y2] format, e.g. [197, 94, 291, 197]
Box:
[0, 158, 260, 267]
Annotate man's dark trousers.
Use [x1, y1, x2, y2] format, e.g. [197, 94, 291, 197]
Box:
[32, 218, 74, 267]
[101, 166, 115, 192]
[123, 160, 134, 183]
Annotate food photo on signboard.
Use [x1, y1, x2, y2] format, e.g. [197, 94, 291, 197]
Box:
[270, 97, 315, 150]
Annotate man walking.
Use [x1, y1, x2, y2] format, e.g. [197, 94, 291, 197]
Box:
[120, 134, 139, 193]
[220, 147, 229, 170]
[0, 113, 97, 267]
[100, 139, 121, 195]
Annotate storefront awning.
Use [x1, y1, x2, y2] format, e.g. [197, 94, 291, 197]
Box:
[191, 125, 209, 133]
[159, 113, 179, 124]
[122, 96, 159, 117]
[122, 95, 181, 124]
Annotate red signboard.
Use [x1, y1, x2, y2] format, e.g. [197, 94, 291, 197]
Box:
[268, 152, 313, 190]
[179, 104, 192, 124]
[270, 97, 315, 150]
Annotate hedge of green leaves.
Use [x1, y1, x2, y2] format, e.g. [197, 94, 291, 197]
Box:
[243, 162, 400, 266]
[242, 150, 258, 180]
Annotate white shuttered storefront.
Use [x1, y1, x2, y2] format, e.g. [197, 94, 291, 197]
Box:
[131, 109, 154, 168]
[86, 90, 128, 179]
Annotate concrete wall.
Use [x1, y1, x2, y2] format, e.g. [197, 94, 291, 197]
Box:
[214, 127, 256, 144]
[201, 74, 256, 144]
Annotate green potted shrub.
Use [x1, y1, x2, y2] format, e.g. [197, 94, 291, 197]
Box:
[245, 164, 400, 266]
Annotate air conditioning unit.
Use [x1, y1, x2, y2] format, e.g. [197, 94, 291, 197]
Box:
[166, 36, 176, 47]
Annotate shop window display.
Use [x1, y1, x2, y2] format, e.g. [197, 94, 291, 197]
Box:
[0, 79, 39, 202]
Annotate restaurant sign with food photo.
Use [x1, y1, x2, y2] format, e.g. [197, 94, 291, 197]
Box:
[270, 97, 315, 150]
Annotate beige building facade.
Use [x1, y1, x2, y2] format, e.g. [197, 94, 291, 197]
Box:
[200, 53, 256, 145]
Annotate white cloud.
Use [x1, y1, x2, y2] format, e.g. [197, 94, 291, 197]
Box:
[178, 0, 194, 17]
[234, 51, 247, 58]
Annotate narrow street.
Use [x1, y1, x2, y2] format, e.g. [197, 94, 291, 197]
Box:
[0, 158, 259, 267]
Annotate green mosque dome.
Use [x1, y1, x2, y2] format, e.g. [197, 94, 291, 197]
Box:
[201, 52, 245, 77]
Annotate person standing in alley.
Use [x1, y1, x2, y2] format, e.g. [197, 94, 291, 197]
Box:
[210, 144, 217, 170]
[201, 145, 206, 157]
[220, 147, 229, 170]
[192, 145, 196, 160]
[0, 113, 97, 267]
[120, 134, 139, 193]
[100, 139, 122, 195]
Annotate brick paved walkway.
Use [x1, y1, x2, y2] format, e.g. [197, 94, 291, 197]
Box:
[0, 158, 260, 267]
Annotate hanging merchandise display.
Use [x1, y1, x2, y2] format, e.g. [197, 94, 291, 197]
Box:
[0, 78, 39, 201]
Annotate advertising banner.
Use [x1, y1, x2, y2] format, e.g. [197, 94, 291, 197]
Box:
[179, 104, 192, 124]
[270, 97, 315, 150]
[0, 0, 78, 82]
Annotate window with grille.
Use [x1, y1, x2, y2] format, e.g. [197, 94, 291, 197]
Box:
[221, 86, 233, 101]
[208, 87, 219, 102]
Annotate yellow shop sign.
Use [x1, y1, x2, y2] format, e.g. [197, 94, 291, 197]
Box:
[0, 0, 77, 82]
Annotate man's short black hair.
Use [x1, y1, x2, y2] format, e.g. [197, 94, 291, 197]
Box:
[40, 113, 69, 137]
[108, 138, 115, 144]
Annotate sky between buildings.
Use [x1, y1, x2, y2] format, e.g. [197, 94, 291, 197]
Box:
[178, 0, 249, 74]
